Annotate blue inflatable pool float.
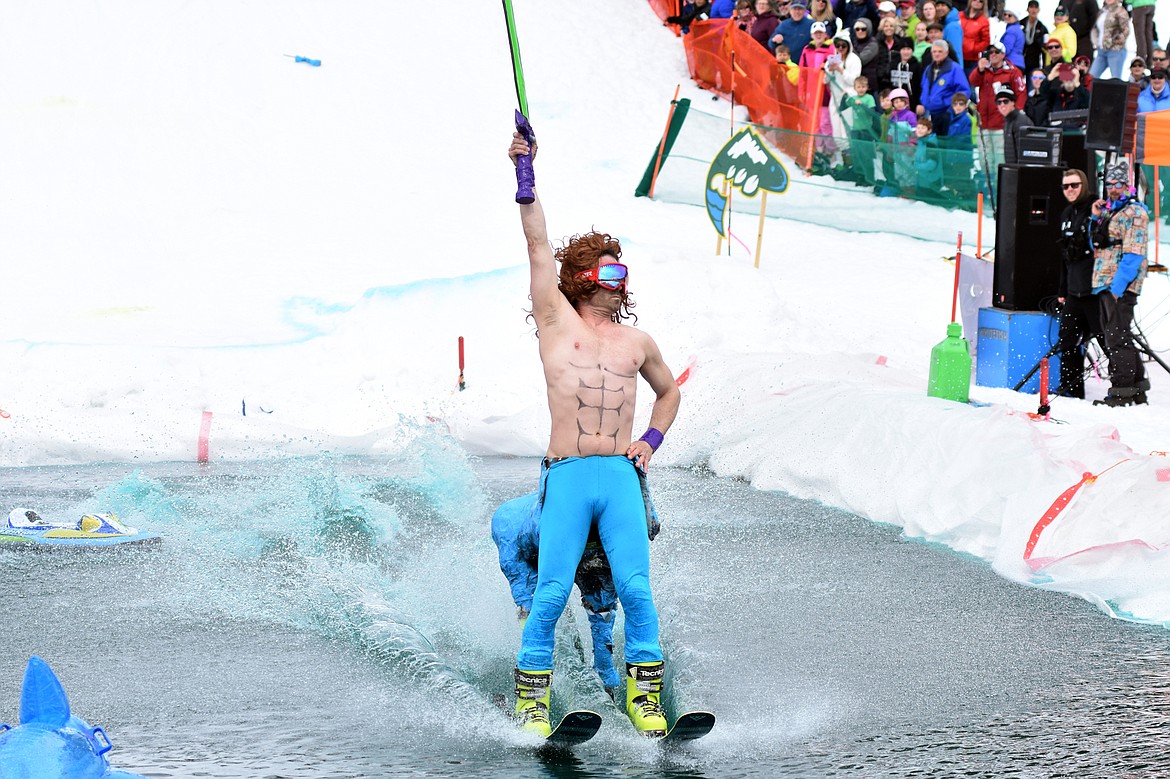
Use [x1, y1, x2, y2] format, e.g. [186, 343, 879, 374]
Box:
[0, 656, 147, 778]
[0, 509, 160, 549]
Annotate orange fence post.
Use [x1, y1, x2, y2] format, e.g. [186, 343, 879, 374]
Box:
[976, 192, 984, 258]
[648, 84, 682, 200]
[1157, 165, 1162, 267]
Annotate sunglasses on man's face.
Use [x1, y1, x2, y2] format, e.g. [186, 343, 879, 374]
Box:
[1046, 44, 1062, 49]
[1061, 181, 1081, 190]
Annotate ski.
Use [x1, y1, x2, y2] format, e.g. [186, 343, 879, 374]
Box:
[546, 710, 603, 746]
[493, 695, 602, 746]
[661, 711, 716, 742]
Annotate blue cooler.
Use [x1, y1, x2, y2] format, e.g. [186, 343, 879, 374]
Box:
[975, 307, 1061, 394]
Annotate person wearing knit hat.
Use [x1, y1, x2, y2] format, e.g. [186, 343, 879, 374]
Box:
[1089, 159, 1151, 406]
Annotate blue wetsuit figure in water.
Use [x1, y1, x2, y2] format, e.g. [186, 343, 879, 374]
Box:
[491, 461, 661, 693]
[507, 130, 681, 737]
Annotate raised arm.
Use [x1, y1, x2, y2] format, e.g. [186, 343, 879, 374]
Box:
[508, 132, 564, 327]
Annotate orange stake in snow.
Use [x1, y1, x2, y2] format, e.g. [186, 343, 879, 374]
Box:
[648, 85, 681, 200]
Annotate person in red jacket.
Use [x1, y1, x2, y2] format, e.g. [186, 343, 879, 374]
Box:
[960, 0, 991, 68]
[969, 43, 1027, 128]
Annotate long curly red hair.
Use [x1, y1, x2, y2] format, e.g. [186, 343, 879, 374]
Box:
[553, 231, 637, 324]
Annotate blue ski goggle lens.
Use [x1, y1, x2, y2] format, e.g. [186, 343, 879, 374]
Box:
[575, 263, 628, 290]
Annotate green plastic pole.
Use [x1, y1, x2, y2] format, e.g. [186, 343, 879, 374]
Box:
[502, 0, 529, 118]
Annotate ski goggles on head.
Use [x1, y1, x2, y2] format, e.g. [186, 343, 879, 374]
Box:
[575, 262, 628, 290]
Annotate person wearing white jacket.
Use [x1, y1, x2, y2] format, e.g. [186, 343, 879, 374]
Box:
[826, 32, 864, 149]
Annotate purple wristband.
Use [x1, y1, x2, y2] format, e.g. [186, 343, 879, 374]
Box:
[638, 427, 664, 451]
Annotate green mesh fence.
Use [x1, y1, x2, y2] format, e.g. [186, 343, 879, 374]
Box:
[646, 106, 1140, 248]
[645, 105, 998, 244]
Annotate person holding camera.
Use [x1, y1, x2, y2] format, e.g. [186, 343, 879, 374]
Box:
[1090, 161, 1151, 407]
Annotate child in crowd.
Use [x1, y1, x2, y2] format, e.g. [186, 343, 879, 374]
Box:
[913, 115, 943, 193]
[943, 91, 977, 197]
[774, 43, 801, 86]
[887, 87, 917, 194]
[888, 87, 917, 139]
[889, 40, 922, 105]
[876, 88, 897, 194]
[842, 76, 878, 185]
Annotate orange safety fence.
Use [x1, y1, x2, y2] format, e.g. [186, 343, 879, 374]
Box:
[682, 19, 824, 169]
[646, 0, 681, 23]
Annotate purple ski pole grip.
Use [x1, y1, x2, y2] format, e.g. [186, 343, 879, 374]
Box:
[514, 110, 535, 205]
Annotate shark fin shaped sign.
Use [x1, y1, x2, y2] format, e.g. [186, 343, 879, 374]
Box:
[705, 127, 789, 238]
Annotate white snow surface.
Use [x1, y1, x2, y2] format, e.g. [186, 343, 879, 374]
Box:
[2, 1, 1170, 626]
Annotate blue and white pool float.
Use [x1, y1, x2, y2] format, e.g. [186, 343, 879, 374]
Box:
[1, 509, 160, 549]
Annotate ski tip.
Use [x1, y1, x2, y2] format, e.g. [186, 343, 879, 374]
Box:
[544, 710, 602, 747]
[662, 710, 716, 742]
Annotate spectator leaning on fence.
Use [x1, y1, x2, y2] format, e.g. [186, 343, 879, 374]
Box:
[1089, 0, 1130, 79]
[970, 42, 1027, 130]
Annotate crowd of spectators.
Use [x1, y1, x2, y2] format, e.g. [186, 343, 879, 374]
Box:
[667, 0, 1168, 215]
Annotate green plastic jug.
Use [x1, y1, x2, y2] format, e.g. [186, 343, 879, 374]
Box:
[927, 322, 971, 403]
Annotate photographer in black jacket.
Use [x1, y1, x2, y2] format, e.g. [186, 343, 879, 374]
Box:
[1054, 168, 1101, 399]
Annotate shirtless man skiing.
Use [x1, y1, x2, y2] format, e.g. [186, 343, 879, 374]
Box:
[507, 131, 681, 738]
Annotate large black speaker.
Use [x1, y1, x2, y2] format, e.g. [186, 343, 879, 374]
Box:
[1085, 79, 1141, 153]
[993, 165, 1065, 311]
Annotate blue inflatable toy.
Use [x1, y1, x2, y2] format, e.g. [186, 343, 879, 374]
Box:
[0, 656, 147, 779]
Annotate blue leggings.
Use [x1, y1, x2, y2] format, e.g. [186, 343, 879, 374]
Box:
[517, 456, 662, 671]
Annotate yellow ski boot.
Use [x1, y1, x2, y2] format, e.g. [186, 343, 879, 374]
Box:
[514, 669, 552, 738]
[625, 662, 668, 737]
